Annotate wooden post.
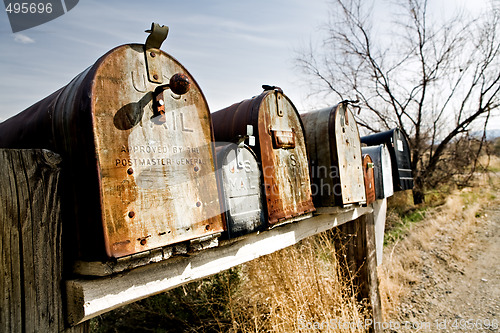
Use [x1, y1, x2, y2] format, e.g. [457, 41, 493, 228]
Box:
[0, 149, 88, 333]
[372, 198, 388, 266]
[336, 213, 383, 332]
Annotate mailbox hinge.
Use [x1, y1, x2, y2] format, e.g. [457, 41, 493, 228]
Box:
[144, 22, 169, 84]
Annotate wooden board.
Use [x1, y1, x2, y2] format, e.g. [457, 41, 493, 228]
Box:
[373, 198, 388, 266]
[66, 205, 372, 325]
[0, 149, 88, 333]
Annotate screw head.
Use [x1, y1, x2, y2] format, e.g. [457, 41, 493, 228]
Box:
[153, 74, 159, 80]
[128, 211, 135, 218]
[127, 168, 134, 175]
[140, 238, 147, 246]
[150, 52, 156, 57]
[196, 201, 202, 207]
[194, 166, 199, 172]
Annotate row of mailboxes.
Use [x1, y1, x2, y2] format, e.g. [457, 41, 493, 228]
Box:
[0, 23, 414, 266]
[361, 144, 394, 200]
[361, 128, 414, 191]
[212, 86, 315, 226]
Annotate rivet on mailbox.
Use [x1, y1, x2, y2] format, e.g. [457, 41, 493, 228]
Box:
[301, 102, 366, 207]
[211, 86, 315, 226]
[0, 23, 225, 262]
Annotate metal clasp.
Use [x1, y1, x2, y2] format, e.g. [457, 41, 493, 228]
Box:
[144, 22, 169, 84]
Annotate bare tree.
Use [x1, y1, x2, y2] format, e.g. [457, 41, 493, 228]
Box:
[297, 0, 500, 204]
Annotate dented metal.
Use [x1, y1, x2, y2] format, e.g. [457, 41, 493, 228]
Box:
[0, 24, 224, 261]
[211, 87, 315, 225]
[301, 103, 366, 207]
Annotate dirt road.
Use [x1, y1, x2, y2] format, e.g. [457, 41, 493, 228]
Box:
[387, 199, 500, 332]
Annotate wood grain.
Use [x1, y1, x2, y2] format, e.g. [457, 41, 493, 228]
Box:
[0, 149, 88, 332]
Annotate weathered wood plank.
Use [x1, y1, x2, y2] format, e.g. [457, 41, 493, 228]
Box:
[372, 198, 388, 265]
[336, 213, 383, 332]
[66, 205, 373, 325]
[0, 149, 88, 333]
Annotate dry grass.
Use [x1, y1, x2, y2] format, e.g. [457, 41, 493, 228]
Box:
[378, 165, 499, 319]
[228, 231, 368, 332]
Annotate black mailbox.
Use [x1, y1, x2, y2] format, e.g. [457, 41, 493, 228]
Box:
[361, 128, 414, 191]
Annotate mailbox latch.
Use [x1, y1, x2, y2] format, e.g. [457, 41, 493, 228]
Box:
[271, 129, 295, 149]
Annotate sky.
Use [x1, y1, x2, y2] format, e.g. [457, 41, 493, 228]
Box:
[0, 0, 497, 130]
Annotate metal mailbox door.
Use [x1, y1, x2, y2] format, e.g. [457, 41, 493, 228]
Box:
[301, 103, 366, 207]
[362, 154, 376, 205]
[0, 25, 224, 260]
[212, 87, 315, 225]
[361, 128, 414, 191]
[362, 144, 394, 199]
[96, 44, 224, 258]
[216, 143, 265, 238]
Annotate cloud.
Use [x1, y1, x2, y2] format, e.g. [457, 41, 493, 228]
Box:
[13, 33, 35, 44]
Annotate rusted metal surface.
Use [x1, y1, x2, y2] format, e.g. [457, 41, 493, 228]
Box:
[361, 128, 414, 191]
[216, 143, 265, 238]
[211, 87, 315, 225]
[0, 31, 224, 261]
[144, 23, 169, 84]
[301, 103, 366, 207]
[362, 144, 394, 199]
[168, 73, 191, 95]
[362, 154, 376, 205]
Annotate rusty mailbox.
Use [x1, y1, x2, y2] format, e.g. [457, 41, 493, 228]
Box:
[362, 154, 376, 205]
[300, 103, 366, 207]
[361, 144, 394, 199]
[211, 86, 315, 225]
[0, 23, 225, 261]
[216, 143, 266, 238]
[361, 128, 414, 191]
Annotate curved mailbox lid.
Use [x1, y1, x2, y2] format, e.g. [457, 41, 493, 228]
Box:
[362, 154, 376, 205]
[211, 87, 315, 225]
[360, 128, 414, 191]
[361, 144, 394, 199]
[301, 103, 366, 207]
[216, 143, 266, 238]
[0, 43, 224, 260]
